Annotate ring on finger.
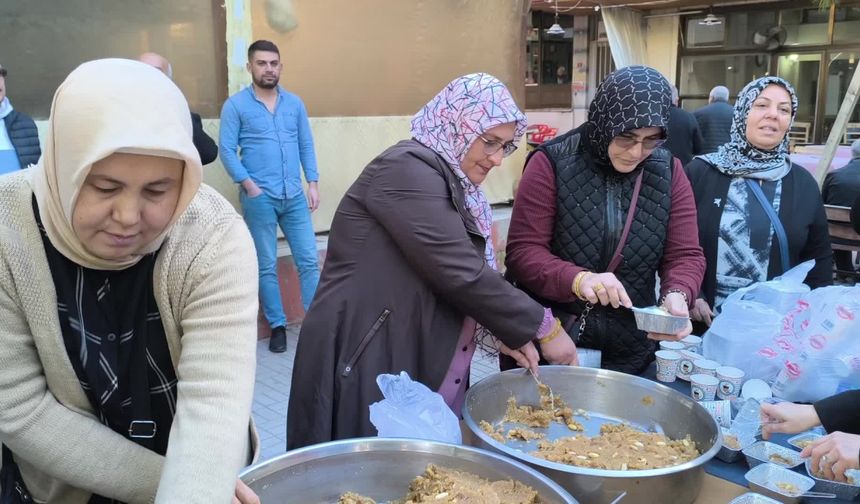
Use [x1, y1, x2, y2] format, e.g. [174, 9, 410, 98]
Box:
[593, 283, 605, 293]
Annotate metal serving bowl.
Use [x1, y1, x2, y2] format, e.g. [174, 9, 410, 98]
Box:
[462, 366, 721, 504]
[239, 437, 578, 503]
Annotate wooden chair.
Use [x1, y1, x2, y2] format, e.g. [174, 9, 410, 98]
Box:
[788, 121, 811, 145]
[843, 122, 860, 145]
[824, 204, 860, 283]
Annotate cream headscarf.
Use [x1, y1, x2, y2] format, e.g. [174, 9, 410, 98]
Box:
[32, 58, 202, 270]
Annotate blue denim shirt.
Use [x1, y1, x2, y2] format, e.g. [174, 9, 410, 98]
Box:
[219, 86, 319, 199]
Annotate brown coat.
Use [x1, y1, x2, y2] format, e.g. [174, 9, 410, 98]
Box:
[286, 140, 545, 449]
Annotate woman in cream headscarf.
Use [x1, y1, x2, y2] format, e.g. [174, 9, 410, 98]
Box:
[0, 59, 259, 503]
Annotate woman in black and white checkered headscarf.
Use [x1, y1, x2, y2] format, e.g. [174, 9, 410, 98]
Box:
[685, 76, 832, 328]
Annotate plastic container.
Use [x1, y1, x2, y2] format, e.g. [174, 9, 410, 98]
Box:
[744, 463, 815, 504]
[742, 441, 803, 469]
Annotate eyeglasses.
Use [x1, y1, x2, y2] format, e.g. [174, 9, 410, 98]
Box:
[460, 122, 519, 158]
[476, 133, 518, 157]
[613, 135, 665, 150]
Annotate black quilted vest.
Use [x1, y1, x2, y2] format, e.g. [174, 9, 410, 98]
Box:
[536, 131, 673, 374]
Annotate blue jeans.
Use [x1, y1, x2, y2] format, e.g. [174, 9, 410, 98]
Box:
[241, 191, 320, 328]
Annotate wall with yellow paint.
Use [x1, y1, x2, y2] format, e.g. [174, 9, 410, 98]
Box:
[211, 0, 530, 231]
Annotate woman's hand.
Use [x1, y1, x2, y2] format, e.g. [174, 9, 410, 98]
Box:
[689, 298, 715, 326]
[499, 341, 540, 376]
[760, 402, 822, 438]
[647, 292, 692, 341]
[540, 329, 579, 366]
[232, 479, 260, 504]
[801, 432, 860, 483]
[579, 272, 632, 309]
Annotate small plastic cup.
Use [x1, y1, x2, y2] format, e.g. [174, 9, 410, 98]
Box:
[659, 341, 686, 352]
[681, 334, 702, 353]
[716, 366, 745, 400]
[693, 358, 720, 377]
[690, 373, 720, 401]
[655, 350, 681, 382]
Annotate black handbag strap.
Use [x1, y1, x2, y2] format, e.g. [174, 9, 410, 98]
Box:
[606, 168, 645, 273]
[746, 178, 790, 274]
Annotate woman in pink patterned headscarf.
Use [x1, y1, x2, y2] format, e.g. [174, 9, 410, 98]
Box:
[287, 74, 578, 449]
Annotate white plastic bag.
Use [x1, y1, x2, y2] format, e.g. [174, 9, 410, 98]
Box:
[769, 285, 860, 402]
[719, 260, 814, 316]
[368, 371, 462, 444]
[703, 300, 783, 381]
[703, 261, 816, 382]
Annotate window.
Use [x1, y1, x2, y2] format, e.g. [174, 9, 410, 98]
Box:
[679, 54, 770, 96]
[821, 52, 860, 141]
[686, 17, 726, 48]
[525, 10, 574, 109]
[834, 7, 860, 43]
[0, 0, 227, 119]
[777, 53, 821, 136]
[725, 11, 778, 49]
[780, 8, 829, 46]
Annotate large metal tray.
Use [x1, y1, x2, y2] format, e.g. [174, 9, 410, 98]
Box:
[239, 437, 577, 503]
[462, 366, 721, 504]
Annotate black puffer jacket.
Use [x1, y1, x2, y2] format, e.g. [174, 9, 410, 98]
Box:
[4, 110, 41, 167]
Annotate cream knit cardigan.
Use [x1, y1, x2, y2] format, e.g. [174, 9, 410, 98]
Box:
[0, 172, 259, 503]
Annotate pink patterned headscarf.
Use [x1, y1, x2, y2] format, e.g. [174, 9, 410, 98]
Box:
[410, 73, 527, 270]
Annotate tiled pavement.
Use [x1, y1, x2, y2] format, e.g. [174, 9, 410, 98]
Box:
[251, 324, 501, 462]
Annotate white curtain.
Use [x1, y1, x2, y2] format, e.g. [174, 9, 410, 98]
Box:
[601, 7, 648, 69]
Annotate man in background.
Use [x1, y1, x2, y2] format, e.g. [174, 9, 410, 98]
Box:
[138, 52, 218, 165]
[0, 63, 40, 174]
[822, 139, 860, 277]
[664, 85, 703, 165]
[219, 40, 321, 353]
[694, 85, 734, 154]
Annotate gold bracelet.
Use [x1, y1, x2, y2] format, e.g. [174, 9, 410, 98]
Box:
[573, 271, 591, 301]
[538, 318, 563, 345]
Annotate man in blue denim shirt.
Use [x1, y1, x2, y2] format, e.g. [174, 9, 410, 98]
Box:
[220, 40, 320, 353]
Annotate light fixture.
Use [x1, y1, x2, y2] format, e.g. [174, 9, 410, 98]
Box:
[698, 12, 722, 26]
[594, 5, 600, 11]
[789, 53, 799, 62]
[546, 0, 565, 35]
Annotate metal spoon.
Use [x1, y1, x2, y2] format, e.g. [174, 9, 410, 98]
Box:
[529, 368, 554, 410]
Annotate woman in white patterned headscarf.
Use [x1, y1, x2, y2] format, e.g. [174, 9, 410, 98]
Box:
[685, 76, 832, 328]
[0, 59, 259, 503]
[287, 74, 579, 449]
